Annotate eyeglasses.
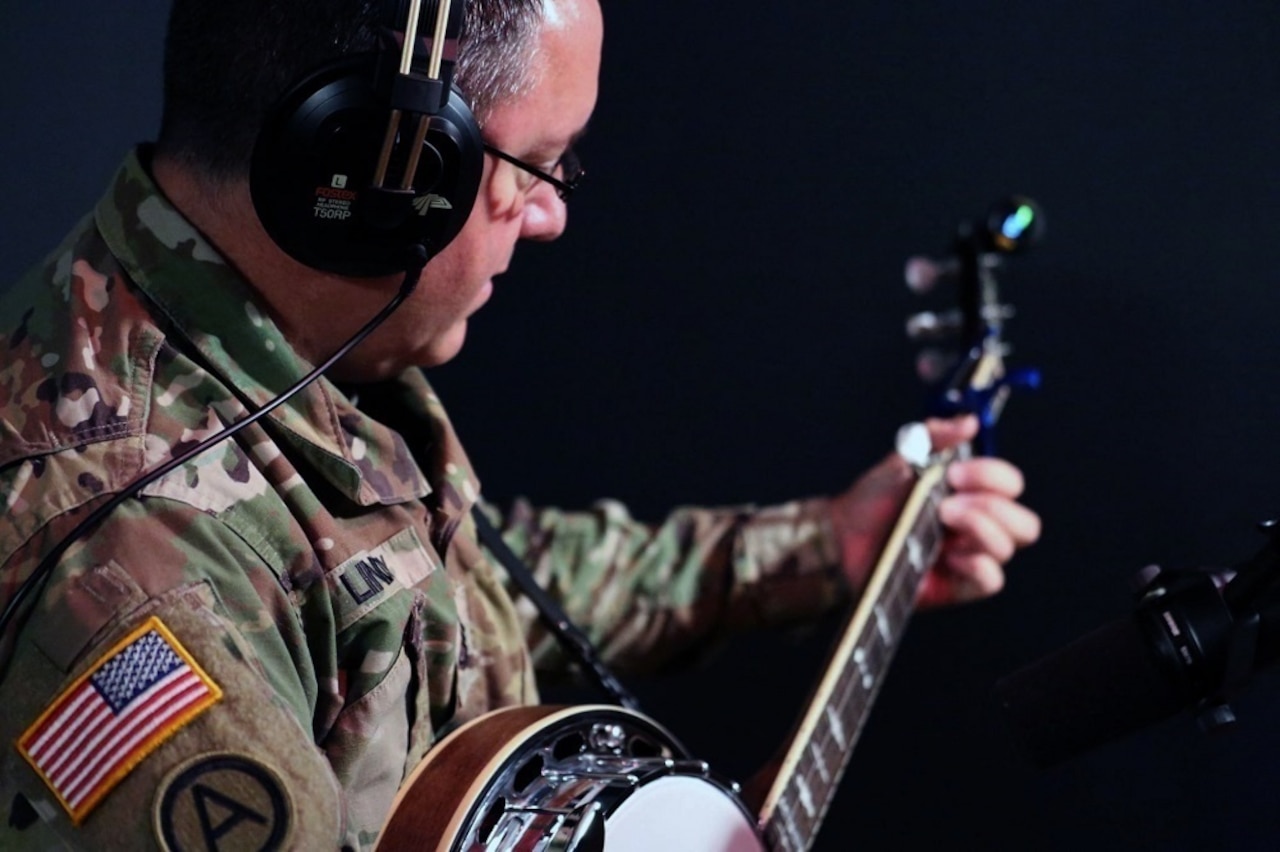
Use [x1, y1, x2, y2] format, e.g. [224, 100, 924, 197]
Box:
[482, 143, 584, 201]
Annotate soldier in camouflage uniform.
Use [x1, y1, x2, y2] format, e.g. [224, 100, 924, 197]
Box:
[0, 0, 1040, 849]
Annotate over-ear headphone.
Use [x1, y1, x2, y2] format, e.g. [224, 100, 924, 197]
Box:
[0, 1, 488, 640]
[250, 0, 483, 277]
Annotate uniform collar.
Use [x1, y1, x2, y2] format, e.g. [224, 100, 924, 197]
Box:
[94, 148, 432, 507]
[346, 368, 484, 549]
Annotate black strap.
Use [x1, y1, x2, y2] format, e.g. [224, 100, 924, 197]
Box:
[470, 504, 641, 711]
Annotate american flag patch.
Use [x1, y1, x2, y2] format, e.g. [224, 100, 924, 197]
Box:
[17, 616, 222, 824]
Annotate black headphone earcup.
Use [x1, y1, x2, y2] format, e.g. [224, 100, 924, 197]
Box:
[250, 55, 483, 277]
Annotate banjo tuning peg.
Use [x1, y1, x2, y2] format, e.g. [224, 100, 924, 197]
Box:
[904, 256, 959, 295]
[905, 309, 963, 342]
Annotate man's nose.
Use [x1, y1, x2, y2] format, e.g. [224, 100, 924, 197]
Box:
[519, 186, 568, 241]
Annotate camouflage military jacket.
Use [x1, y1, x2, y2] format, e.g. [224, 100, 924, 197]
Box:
[0, 150, 846, 850]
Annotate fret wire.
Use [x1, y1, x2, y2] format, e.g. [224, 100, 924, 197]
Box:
[777, 793, 808, 852]
[838, 660, 867, 738]
[884, 563, 914, 625]
[892, 582, 914, 626]
[898, 550, 922, 612]
[803, 741, 844, 818]
[814, 727, 840, 793]
[768, 817, 801, 852]
[834, 658, 859, 716]
[802, 743, 834, 799]
[806, 740, 831, 787]
[822, 681, 852, 756]
[877, 600, 897, 644]
[861, 633, 888, 684]
[790, 670, 860, 832]
[765, 821, 787, 852]
[891, 547, 922, 608]
[916, 489, 944, 555]
[769, 469, 956, 851]
[809, 738, 831, 785]
[837, 652, 858, 693]
[917, 523, 940, 567]
[819, 733, 840, 781]
[792, 774, 819, 829]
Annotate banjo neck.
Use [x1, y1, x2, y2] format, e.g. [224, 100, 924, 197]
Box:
[756, 448, 953, 852]
[373, 198, 1042, 852]
[755, 197, 1042, 851]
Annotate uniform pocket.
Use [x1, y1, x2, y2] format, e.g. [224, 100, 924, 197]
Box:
[321, 645, 413, 848]
[324, 525, 461, 837]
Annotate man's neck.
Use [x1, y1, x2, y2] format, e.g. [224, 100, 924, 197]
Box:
[149, 154, 368, 371]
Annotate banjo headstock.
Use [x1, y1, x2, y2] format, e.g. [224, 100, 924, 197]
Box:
[904, 196, 1045, 455]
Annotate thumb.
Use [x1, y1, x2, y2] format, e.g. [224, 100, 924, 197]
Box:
[924, 414, 979, 453]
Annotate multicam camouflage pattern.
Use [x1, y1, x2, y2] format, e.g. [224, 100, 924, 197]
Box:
[0, 149, 847, 850]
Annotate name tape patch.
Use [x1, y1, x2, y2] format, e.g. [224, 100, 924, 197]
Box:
[331, 526, 439, 631]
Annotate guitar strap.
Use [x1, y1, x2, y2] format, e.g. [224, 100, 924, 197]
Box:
[470, 504, 642, 711]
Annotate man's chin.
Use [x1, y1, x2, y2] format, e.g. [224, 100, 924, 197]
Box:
[417, 323, 469, 370]
[324, 323, 467, 381]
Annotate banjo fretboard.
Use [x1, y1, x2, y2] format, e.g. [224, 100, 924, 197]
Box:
[758, 454, 952, 852]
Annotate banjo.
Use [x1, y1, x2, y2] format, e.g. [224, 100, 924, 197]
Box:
[377, 198, 1044, 852]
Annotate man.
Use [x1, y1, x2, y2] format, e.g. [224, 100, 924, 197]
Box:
[0, 0, 1039, 848]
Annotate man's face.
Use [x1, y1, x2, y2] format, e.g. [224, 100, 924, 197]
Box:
[377, 0, 604, 371]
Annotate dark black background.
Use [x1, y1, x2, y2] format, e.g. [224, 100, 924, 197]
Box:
[5, 3, 1280, 849]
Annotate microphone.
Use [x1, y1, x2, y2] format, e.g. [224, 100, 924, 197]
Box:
[995, 538, 1280, 768]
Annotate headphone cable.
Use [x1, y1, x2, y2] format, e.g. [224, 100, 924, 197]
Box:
[0, 245, 428, 638]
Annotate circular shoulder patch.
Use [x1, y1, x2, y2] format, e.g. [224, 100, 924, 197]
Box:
[153, 753, 293, 851]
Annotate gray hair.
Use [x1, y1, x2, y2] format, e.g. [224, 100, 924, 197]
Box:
[456, 0, 543, 124]
[157, 0, 544, 181]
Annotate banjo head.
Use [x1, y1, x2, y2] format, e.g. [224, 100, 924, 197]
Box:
[603, 773, 765, 852]
[431, 705, 764, 852]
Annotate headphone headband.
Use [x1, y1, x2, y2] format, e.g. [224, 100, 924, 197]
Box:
[250, 0, 483, 277]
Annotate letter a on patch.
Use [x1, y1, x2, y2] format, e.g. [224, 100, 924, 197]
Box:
[17, 616, 222, 824]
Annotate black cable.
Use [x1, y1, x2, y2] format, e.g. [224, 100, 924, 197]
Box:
[471, 505, 641, 711]
[0, 246, 428, 637]
[3, 243, 639, 717]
